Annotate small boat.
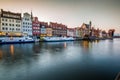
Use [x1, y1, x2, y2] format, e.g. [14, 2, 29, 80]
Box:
[41, 37, 75, 42]
[0, 36, 35, 44]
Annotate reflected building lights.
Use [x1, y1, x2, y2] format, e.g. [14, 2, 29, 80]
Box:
[10, 45, 14, 56]
[83, 41, 89, 49]
[95, 40, 99, 43]
[0, 50, 3, 60]
[64, 42, 67, 48]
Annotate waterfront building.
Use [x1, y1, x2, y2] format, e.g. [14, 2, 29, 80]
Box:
[46, 24, 52, 37]
[108, 29, 115, 37]
[32, 17, 40, 37]
[22, 12, 32, 36]
[75, 27, 80, 38]
[102, 30, 107, 38]
[91, 27, 95, 37]
[50, 22, 67, 37]
[67, 28, 74, 37]
[79, 27, 85, 38]
[80, 21, 92, 38]
[0, 9, 22, 36]
[95, 28, 100, 37]
[40, 21, 48, 37]
[73, 28, 77, 38]
[81, 23, 90, 37]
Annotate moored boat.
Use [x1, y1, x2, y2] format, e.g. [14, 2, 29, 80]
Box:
[41, 37, 75, 42]
[0, 36, 35, 44]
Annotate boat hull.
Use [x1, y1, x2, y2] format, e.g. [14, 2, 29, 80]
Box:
[0, 41, 35, 44]
[0, 37, 35, 44]
[41, 37, 75, 42]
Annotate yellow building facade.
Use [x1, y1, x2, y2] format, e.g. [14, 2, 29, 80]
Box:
[46, 28, 52, 37]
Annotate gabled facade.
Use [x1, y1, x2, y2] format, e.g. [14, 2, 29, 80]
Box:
[22, 12, 32, 36]
[0, 9, 22, 36]
[46, 24, 52, 37]
[80, 21, 92, 38]
[40, 21, 48, 37]
[67, 28, 74, 37]
[50, 22, 67, 37]
[32, 17, 40, 37]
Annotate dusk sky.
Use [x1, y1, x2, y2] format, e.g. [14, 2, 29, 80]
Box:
[0, 0, 120, 33]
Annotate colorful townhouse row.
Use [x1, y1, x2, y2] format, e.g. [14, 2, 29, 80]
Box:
[0, 9, 115, 39]
[76, 21, 115, 39]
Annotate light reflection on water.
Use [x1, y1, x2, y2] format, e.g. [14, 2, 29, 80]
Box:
[0, 39, 120, 80]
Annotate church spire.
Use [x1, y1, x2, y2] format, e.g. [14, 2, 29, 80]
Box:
[31, 10, 33, 21]
[89, 21, 92, 29]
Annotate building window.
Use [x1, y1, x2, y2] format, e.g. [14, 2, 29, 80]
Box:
[2, 23, 4, 26]
[6, 28, 8, 30]
[2, 27, 5, 30]
[18, 25, 20, 27]
[12, 24, 14, 26]
[16, 20, 20, 23]
[2, 19, 4, 21]
[9, 24, 11, 26]
[12, 20, 14, 22]
[5, 19, 7, 22]
[6, 23, 8, 26]
[9, 19, 11, 22]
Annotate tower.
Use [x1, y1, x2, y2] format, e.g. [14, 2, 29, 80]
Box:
[31, 10, 33, 21]
[89, 21, 92, 29]
[89, 21, 92, 36]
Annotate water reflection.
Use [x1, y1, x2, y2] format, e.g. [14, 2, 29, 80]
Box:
[10, 45, 14, 56]
[64, 42, 67, 48]
[0, 50, 3, 60]
[0, 39, 120, 80]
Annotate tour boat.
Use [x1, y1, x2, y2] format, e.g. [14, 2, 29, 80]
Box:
[0, 36, 35, 44]
[41, 37, 75, 42]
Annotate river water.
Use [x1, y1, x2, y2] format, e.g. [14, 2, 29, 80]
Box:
[0, 39, 120, 80]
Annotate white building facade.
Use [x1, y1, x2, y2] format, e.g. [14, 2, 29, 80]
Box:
[22, 12, 32, 36]
[67, 28, 74, 37]
[0, 9, 22, 36]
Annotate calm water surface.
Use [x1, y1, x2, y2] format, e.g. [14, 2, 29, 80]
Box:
[0, 39, 120, 80]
